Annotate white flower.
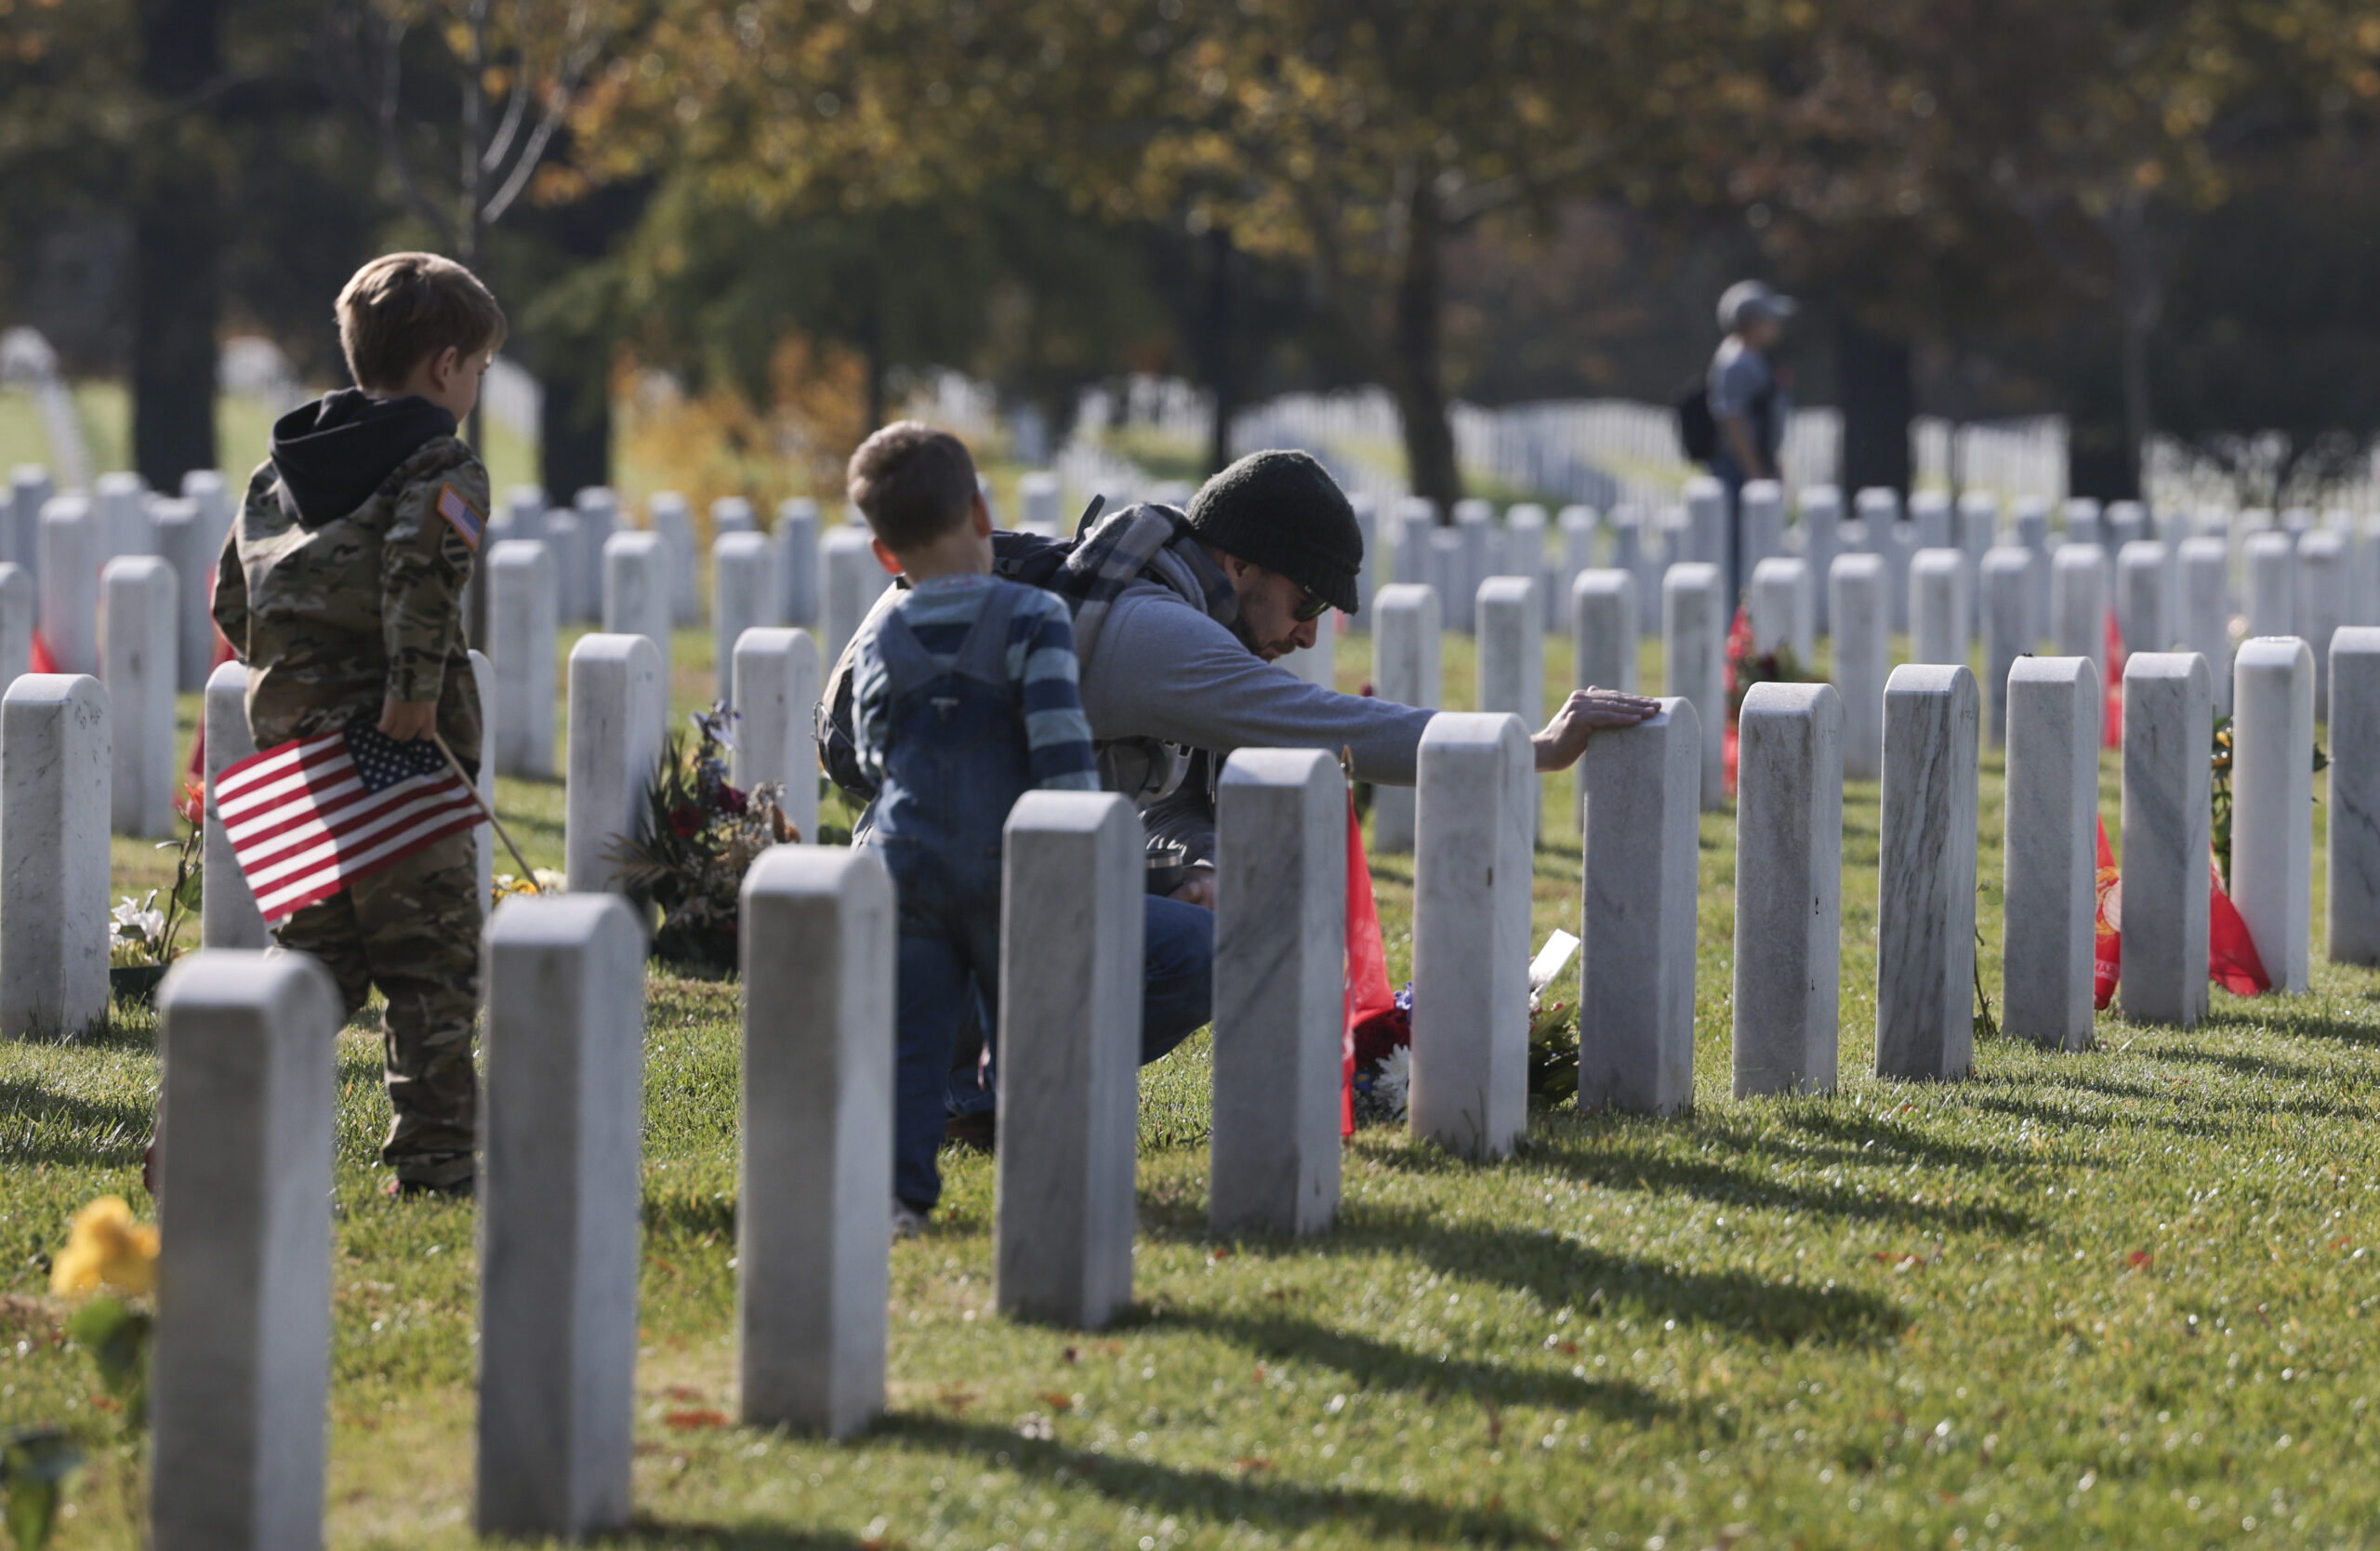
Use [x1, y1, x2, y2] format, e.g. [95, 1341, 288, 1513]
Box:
[1373, 1046, 1413, 1119]
[112, 892, 165, 946]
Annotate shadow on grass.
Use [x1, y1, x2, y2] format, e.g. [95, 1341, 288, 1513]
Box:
[1982, 1072, 2376, 1134]
[1965, 1091, 2234, 1143]
[1166, 1305, 1677, 1422]
[1161, 1201, 1904, 1349]
[615, 1519, 870, 1549]
[0, 1077, 152, 1166]
[2199, 1001, 2380, 1052]
[1364, 1115, 2036, 1239]
[2151, 1042, 2354, 1085]
[1776, 1107, 2031, 1173]
[1563, 1132, 2032, 1239]
[872, 1415, 1551, 1546]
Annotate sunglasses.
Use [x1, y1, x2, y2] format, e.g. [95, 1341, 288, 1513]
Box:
[1291, 585, 1332, 623]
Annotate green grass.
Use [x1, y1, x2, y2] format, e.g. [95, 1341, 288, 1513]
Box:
[11, 620, 2380, 1549]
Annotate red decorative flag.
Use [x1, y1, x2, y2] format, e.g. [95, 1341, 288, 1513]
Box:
[27, 630, 56, 675]
[216, 722, 483, 921]
[2094, 815, 2121, 1010]
[1342, 793, 1395, 1137]
[2208, 854, 2271, 997]
[2094, 814, 2274, 1008]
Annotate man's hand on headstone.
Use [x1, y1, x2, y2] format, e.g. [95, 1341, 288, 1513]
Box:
[1532, 687, 1661, 771]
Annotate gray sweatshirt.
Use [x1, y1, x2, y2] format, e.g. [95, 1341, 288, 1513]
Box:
[1077, 580, 1436, 861]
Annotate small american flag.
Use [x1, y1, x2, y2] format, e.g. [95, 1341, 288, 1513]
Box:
[216, 722, 485, 921]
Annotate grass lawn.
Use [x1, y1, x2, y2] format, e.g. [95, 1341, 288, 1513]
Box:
[10, 617, 2380, 1550]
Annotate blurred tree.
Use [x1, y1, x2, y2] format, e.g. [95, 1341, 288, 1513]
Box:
[2150, 128, 2380, 504]
[0, 0, 139, 373]
[1071, 0, 1726, 512]
[317, 0, 626, 475]
[582, 0, 1739, 510]
[131, 0, 227, 489]
[0, 0, 384, 486]
[1733, 0, 2380, 498]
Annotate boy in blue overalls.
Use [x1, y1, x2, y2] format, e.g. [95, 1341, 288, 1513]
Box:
[845, 423, 1101, 1236]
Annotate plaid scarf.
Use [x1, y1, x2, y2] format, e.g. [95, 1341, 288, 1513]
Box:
[1058, 503, 1237, 661]
[1050, 502, 1238, 803]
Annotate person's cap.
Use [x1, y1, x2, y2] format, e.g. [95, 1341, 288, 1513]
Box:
[1183, 449, 1363, 615]
[1719, 279, 1797, 331]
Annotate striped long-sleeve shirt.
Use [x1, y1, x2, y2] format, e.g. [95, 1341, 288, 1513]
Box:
[851, 573, 1101, 792]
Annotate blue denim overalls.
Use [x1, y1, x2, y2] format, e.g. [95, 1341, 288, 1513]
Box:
[864, 582, 1031, 1210]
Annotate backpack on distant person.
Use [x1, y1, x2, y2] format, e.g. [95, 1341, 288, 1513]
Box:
[1675, 376, 1718, 464]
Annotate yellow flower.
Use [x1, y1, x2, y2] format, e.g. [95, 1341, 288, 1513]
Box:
[49, 1196, 159, 1297]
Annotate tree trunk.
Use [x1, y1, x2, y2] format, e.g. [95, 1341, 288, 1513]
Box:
[1197, 228, 1238, 477]
[1834, 312, 1911, 498]
[2116, 296, 2151, 501]
[538, 365, 612, 506]
[131, 0, 222, 489]
[863, 266, 888, 434]
[1389, 179, 1461, 516]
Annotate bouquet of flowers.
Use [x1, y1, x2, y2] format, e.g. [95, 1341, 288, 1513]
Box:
[1724, 603, 1805, 722]
[1348, 932, 1583, 1122]
[605, 706, 800, 973]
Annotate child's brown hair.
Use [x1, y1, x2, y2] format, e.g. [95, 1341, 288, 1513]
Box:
[336, 252, 508, 391]
[846, 421, 981, 552]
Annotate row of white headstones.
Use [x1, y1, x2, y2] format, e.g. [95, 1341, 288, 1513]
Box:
[97, 614, 2380, 1544]
[4, 468, 2377, 1541]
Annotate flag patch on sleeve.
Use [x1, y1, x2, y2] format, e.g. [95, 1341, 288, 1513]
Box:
[437, 484, 483, 550]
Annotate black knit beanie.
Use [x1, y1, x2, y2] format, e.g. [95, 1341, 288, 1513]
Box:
[1183, 449, 1364, 616]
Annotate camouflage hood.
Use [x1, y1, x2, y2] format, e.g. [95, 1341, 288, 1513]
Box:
[269, 389, 457, 528]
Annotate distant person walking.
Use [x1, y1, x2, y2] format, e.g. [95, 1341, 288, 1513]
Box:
[1699, 279, 1794, 600]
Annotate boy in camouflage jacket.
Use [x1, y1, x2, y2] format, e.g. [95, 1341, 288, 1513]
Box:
[211, 252, 504, 1198]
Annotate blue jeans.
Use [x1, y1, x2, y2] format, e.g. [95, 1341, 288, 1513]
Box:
[1712, 451, 1748, 604]
[937, 896, 1217, 1119]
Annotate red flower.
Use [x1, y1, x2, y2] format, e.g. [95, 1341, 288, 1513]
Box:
[669, 803, 701, 838]
[720, 784, 748, 815]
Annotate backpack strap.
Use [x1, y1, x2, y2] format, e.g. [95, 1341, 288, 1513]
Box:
[948, 582, 1026, 688]
[867, 606, 940, 694]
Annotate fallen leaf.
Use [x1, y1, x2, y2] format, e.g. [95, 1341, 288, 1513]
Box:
[663, 1385, 706, 1401]
[1062, 1346, 1079, 1363]
[664, 1409, 727, 1430]
[1039, 1392, 1074, 1412]
[1235, 1456, 1273, 1472]
[1210, 1247, 1233, 1263]
[2128, 1251, 2153, 1270]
